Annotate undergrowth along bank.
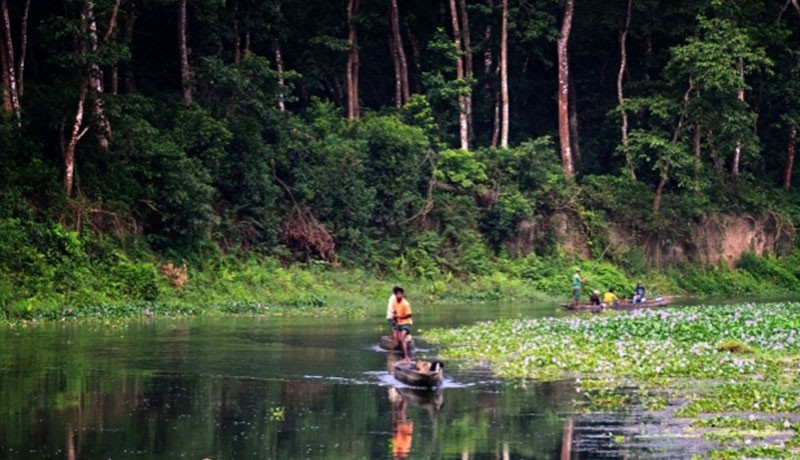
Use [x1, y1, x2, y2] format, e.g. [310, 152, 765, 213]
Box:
[4, 242, 800, 323]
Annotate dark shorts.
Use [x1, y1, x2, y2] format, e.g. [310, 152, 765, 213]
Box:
[395, 324, 412, 334]
[387, 319, 396, 328]
[572, 287, 581, 301]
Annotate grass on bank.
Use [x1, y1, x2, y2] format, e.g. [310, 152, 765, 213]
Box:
[4, 218, 800, 323]
[425, 302, 800, 458]
[5, 248, 800, 323]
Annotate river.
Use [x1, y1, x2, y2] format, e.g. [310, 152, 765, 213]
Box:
[0, 300, 703, 459]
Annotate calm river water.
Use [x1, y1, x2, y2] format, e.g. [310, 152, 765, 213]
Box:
[0, 300, 703, 459]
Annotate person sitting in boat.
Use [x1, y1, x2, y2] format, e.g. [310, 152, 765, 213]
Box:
[588, 290, 601, 306]
[632, 281, 646, 303]
[392, 287, 413, 363]
[387, 286, 402, 341]
[602, 287, 619, 307]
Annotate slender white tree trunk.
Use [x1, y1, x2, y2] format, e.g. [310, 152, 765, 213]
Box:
[557, 0, 575, 178]
[17, 0, 29, 98]
[785, 124, 797, 190]
[0, 0, 20, 123]
[617, 0, 634, 179]
[731, 58, 744, 176]
[179, 0, 192, 105]
[458, 0, 473, 139]
[389, 0, 409, 107]
[499, 0, 509, 148]
[85, 0, 110, 149]
[64, 84, 90, 196]
[275, 44, 286, 113]
[448, 0, 468, 150]
[346, 0, 360, 119]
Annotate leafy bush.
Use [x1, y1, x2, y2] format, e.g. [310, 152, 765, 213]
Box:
[112, 262, 160, 301]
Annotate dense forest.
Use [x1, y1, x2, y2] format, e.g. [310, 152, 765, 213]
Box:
[2, 0, 800, 312]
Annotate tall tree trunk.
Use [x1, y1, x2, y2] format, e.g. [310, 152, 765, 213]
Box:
[785, 124, 797, 190]
[617, 0, 634, 179]
[406, 25, 422, 93]
[492, 88, 501, 147]
[107, 0, 122, 98]
[123, 0, 137, 93]
[693, 122, 702, 171]
[0, 8, 12, 116]
[707, 128, 723, 173]
[388, 22, 401, 108]
[644, 34, 652, 81]
[388, 0, 409, 107]
[731, 58, 744, 176]
[275, 43, 286, 113]
[63, 84, 89, 197]
[85, 0, 110, 149]
[568, 74, 581, 169]
[458, 0, 473, 139]
[557, 0, 575, 178]
[0, 0, 20, 123]
[233, 0, 240, 64]
[483, 0, 493, 77]
[654, 82, 692, 213]
[179, 0, 192, 105]
[499, 0, 509, 148]
[346, 0, 359, 119]
[448, 0, 469, 149]
[103, 0, 122, 42]
[17, 0, 29, 98]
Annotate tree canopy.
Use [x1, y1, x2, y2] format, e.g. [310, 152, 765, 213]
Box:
[1, 0, 799, 268]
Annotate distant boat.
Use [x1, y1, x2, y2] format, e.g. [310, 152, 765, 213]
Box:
[394, 360, 444, 389]
[563, 295, 677, 311]
[380, 335, 415, 353]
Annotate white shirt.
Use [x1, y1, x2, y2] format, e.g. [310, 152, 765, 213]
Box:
[386, 294, 396, 320]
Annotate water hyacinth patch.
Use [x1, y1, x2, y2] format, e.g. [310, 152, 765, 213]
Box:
[425, 302, 800, 457]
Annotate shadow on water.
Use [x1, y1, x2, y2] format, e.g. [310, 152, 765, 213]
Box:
[0, 300, 723, 459]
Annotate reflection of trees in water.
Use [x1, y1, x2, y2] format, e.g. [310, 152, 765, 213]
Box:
[1, 323, 607, 460]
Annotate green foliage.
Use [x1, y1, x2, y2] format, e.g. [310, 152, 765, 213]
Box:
[735, 252, 798, 289]
[111, 262, 160, 301]
[674, 262, 766, 296]
[2, 0, 800, 317]
[479, 191, 532, 250]
[435, 149, 487, 189]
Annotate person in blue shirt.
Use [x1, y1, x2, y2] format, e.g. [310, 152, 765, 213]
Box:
[571, 268, 585, 306]
[632, 281, 646, 303]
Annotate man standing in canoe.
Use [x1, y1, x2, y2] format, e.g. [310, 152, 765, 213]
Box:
[571, 268, 585, 307]
[386, 286, 402, 341]
[392, 287, 413, 363]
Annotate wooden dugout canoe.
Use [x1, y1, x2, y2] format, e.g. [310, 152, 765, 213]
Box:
[379, 335, 415, 353]
[562, 295, 677, 311]
[393, 360, 444, 389]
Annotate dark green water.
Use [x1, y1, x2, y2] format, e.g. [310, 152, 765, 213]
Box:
[0, 301, 703, 459]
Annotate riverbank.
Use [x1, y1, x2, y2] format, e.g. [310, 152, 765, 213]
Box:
[4, 247, 800, 324]
[425, 302, 800, 458]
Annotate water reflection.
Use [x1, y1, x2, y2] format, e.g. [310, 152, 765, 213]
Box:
[0, 311, 702, 459]
[389, 388, 413, 459]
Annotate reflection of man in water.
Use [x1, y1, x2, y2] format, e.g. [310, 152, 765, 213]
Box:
[388, 388, 413, 459]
